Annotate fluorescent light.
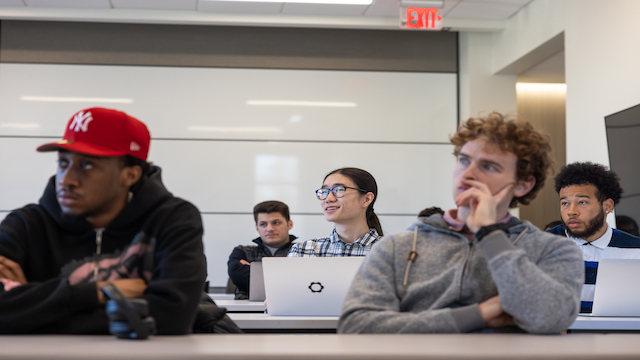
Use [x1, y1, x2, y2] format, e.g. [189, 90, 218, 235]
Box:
[188, 126, 283, 133]
[0, 123, 40, 129]
[247, 100, 357, 107]
[211, 0, 372, 4]
[21, 96, 133, 104]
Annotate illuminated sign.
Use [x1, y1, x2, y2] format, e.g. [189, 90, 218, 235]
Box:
[400, 7, 442, 30]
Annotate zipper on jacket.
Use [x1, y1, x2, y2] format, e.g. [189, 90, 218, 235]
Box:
[93, 228, 104, 282]
[458, 241, 474, 299]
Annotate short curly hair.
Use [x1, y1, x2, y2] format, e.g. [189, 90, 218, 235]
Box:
[554, 162, 622, 204]
[450, 112, 553, 207]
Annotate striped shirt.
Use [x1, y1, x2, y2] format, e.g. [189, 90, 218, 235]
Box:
[287, 229, 380, 257]
[563, 225, 640, 313]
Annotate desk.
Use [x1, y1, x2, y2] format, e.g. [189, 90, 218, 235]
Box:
[208, 293, 234, 301]
[228, 313, 338, 331]
[2, 334, 640, 359]
[228, 314, 640, 333]
[570, 315, 640, 331]
[215, 299, 266, 312]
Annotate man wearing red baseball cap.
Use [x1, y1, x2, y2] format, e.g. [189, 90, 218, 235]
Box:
[0, 108, 206, 334]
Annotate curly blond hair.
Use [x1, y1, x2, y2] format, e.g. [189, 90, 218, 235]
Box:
[450, 112, 553, 207]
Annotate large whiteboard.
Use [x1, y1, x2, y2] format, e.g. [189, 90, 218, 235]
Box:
[0, 63, 458, 286]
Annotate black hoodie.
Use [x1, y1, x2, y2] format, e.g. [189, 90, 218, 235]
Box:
[0, 167, 206, 334]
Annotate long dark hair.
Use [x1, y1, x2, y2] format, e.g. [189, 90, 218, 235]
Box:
[324, 167, 383, 236]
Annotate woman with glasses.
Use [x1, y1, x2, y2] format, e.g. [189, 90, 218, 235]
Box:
[288, 167, 382, 257]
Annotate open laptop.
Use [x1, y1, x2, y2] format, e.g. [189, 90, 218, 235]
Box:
[249, 261, 266, 302]
[262, 257, 364, 316]
[591, 259, 640, 316]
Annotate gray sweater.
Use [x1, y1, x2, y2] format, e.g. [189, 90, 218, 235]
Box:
[338, 214, 584, 334]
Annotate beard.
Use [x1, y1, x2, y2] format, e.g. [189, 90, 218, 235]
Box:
[563, 206, 607, 240]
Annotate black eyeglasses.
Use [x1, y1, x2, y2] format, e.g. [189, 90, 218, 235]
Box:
[315, 185, 369, 200]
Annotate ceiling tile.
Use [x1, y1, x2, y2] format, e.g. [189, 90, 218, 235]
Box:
[282, 3, 367, 16]
[24, 0, 111, 8]
[445, 0, 522, 19]
[111, 0, 197, 10]
[440, 0, 460, 16]
[461, 0, 529, 3]
[0, 0, 25, 6]
[198, 0, 283, 14]
[363, 0, 398, 17]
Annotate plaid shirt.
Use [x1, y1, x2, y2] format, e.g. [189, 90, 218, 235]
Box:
[287, 229, 380, 257]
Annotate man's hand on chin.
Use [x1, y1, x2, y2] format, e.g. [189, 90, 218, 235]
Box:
[455, 180, 514, 233]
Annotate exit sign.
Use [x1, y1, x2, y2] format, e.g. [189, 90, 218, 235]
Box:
[401, 7, 443, 30]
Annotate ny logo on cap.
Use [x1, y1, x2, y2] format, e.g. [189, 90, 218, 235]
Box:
[130, 142, 140, 152]
[69, 111, 93, 133]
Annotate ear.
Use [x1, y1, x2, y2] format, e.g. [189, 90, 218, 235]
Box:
[287, 219, 294, 230]
[121, 165, 142, 188]
[603, 198, 614, 214]
[513, 176, 536, 198]
[361, 192, 375, 209]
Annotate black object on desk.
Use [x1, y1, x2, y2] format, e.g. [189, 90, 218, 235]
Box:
[101, 284, 156, 340]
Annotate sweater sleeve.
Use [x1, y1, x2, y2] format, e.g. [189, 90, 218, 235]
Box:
[338, 235, 486, 334]
[142, 201, 207, 335]
[227, 246, 250, 294]
[0, 210, 103, 334]
[477, 229, 584, 334]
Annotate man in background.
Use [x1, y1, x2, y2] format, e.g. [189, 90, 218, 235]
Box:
[616, 215, 639, 236]
[548, 162, 640, 313]
[227, 200, 296, 299]
[417, 207, 444, 218]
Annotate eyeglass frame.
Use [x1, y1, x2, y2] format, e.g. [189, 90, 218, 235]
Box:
[315, 185, 370, 200]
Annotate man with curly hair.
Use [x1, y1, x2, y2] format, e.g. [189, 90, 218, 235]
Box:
[339, 113, 583, 334]
[548, 162, 640, 313]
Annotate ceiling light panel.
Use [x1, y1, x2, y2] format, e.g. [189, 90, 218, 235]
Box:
[0, 0, 26, 7]
[24, 0, 111, 8]
[282, 3, 368, 15]
[111, 0, 197, 10]
[198, 0, 283, 13]
[205, 0, 370, 3]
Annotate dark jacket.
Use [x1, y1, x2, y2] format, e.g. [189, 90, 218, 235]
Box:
[0, 167, 206, 334]
[227, 235, 296, 300]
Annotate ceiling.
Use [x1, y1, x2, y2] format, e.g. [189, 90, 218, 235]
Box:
[0, 0, 534, 31]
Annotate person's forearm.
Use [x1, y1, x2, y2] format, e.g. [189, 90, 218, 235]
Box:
[477, 232, 583, 333]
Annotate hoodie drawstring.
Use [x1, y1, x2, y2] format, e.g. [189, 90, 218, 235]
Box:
[93, 228, 104, 282]
[402, 227, 419, 289]
[512, 228, 527, 245]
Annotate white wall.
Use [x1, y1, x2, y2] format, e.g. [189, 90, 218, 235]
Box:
[490, 0, 640, 227]
[491, 0, 566, 75]
[563, 0, 640, 165]
[459, 31, 518, 121]
[492, 0, 640, 165]
[0, 63, 459, 287]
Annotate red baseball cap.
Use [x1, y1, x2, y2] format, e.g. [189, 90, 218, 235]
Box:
[37, 107, 150, 161]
